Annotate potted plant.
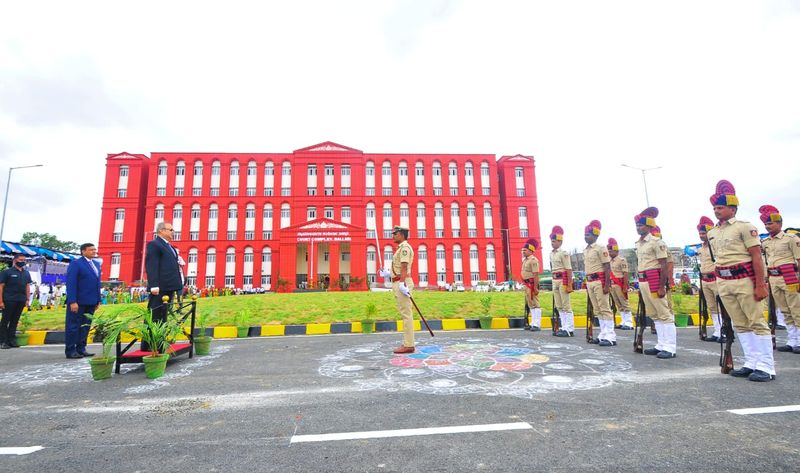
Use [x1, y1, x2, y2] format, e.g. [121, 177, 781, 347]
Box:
[234, 309, 251, 338]
[194, 310, 213, 355]
[479, 296, 493, 329]
[137, 301, 182, 379]
[16, 312, 32, 346]
[86, 308, 137, 381]
[362, 303, 377, 334]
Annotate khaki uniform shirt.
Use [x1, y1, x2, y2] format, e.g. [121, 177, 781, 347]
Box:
[550, 249, 572, 272]
[610, 255, 628, 278]
[762, 231, 800, 267]
[392, 240, 414, 277]
[584, 243, 610, 274]
[636, 234, 669, 271]
[699, 243, 715, 273]
[521, 255, 540, 279]
[707, 218, 760, 266]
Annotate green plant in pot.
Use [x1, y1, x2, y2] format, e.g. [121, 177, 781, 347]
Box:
[234, 309, 251, 338]
[479, 296, 493, 329]
[15, 312, 32, 346]
[137, 301, 182, 379]
[194, 310, 212, 355]
[362, 302, 377, 334]
[86, 308, 137, 381]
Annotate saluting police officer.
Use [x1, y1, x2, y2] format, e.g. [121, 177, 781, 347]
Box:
[759, 205, 800, 354]
[551, 226, 575, 337]
[584, 221, 616, 346]
[634, 207, 678, 359]
[697, 216, 723, 342]
[521, 238, 541, 331]
[608, 238, 633, 330]
[707, 180, 774, 381]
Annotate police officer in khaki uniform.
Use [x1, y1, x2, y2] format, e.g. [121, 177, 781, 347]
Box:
[634, 207, 677, 358]
[550, 226, 575, 337]
[583, 220, 616, 346]
[759, 205, 800, 354]
[389, 225, 415, 354]
[650, 225, 676, 317]
[697, 216, 723, 342]
[607, 238, 633, 330]
[707, 180, 773, 381]
[521, 238, 541, 331]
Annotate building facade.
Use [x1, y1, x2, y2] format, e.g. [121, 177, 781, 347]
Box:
[98, 142, 541, 291]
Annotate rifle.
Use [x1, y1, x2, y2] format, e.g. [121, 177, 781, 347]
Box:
[698, 277, 708, 341]
[610, 294, 618, 328]
[586, 291, 594, 343]
[718, 295, 734, 373]
[762, 241, 777, 350]
[551, 292, 561, 334]
[634, 291, 646, 353]
[523, 301, 530, 329]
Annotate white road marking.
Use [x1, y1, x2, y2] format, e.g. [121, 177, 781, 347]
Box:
[0, 446, 44, 455]
[290, 422, 532, 443]
[727, 405, 800, 415]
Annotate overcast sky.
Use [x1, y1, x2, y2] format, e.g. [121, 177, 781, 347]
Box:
[1, 0, 798, 254]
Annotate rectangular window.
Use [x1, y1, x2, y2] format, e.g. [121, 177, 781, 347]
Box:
[227, 231, 237, 239]
[176, 166, 185, 176]
[208, 231, 217, 240]
[415, 166, 424, 177]
[225, 275, 235, 286]
[417, 229, 426, 238]
[117, 189, 127, 198]
[415, 187, 424, 196]
[341, 187, 351, 196]
[419, 273, 428, 283]
[245, 231, 255, 240]
[383, 208, 392, 218]
[262, 231, 272, 240]
[246, 187, 256, 196]
[119, 166, 129, 177]
[436, 248, 446, 259]
[193, 187, 202, 196]
[115, 209, 125, 220]
[172, 231, 181, 240]
[366, 167, 374, 176]
[452, 229, 460, 238]
[194, 166, 202, 177]
[488, 271, 496, 281]
[399, 187, 408, 196]
[516, 188, 525, 197]
[175, 187, 184, 196]
[519, 207, 527, 218]
[449, 187, 458, 196]
[247, 166, 256, 176]
[228, 207, 237, 218]
[262, 252, 272, 263]
[261, 275, 272, 286]
[436, 229, 444, 238]
[324, 207, 334, 219]
[156, 187, 166, 196]
[212, 166, 220, 176]
[515, 167, 524, 178]
[264, 188, 274, 196]
[451, 207, 459, 217]
[433, 187, 442, 196]
[191, 208, 201, 218]
[173, 207, 183, 219]
[454, 273, 463, 283]
[263, 207, 272, 218]
[437, 273, 446, 282]
[384, 230, 392, 239]
[416, 207, 425, 218]
[209, 208, 218, 219]
[230, 166, 239, 177]
[307, 187, 317, 196]
[229, 188, 239, 197]
[111, 254, 122, 265]
[281, 208, 290, 218]
[308, 208, 317, 220]
[243, 275, 253, 286]
[482, 187, 490, 195]
[470, 249, 479, 259]
[246, 208, 255, 218]
[382, 166, 391, 176]
[485, 229, 493, 237]
[265, 166, 274, 176]
[341, 165, 350, 176]
[282, 166, 291, 176]
[400, 208, 409, 218]
[341, 252, 350, 261]
[324, 165, 334, 176]
[308, 165, 317, 176]
[207, 253, 216, 264]
[244, 252, 254, 263]
[155, 208, 164, 219]
[113, 233, 122, 242]
[433, 167, 441, 176]
[324, 188, 334, 196]
[366, 187, 375, 196]
[226, 253, 235, 263]
[481, 167, 490, 177]
[468, 229, 477, 238]
[366, 230, 376, 239]
[281, 188, 291, 196]
[382, 187, 391, 196]
[158, 166, 167, 176]
[435, 208, 443, 217]
[466, 187, 474, 196]
[210, 188, 220, 196]
[520, 229, 528, 237]
[205, 276, 215, 287]
[399, 167, 408, 177]
[190, 231, 199, 240]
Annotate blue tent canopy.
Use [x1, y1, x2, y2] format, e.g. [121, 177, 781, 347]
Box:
[0, 240, 79, 261]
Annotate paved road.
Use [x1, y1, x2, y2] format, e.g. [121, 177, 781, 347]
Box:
[2, 328, 800, 472]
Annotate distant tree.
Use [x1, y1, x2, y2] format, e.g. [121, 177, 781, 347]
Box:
[20, 232, 80, 252]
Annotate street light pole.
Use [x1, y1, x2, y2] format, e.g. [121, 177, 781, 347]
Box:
[0, 164, 44, 241]
[621, 164, 662, 207]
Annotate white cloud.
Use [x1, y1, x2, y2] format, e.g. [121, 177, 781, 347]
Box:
[0, 0, 798, 252]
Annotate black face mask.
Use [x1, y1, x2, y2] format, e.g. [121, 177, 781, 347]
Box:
[15, 261, 26, 268]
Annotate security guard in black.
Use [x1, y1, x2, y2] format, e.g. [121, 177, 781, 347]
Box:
[0, 256, 33, 349]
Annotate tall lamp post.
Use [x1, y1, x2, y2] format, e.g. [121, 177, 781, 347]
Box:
[1, 164, 44, 241]
[621, 164, 662, 207]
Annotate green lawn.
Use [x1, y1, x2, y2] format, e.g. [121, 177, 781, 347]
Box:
[23, 290, 700, 331]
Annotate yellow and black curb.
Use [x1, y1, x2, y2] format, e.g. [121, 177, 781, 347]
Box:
[18, 314, 708, 346]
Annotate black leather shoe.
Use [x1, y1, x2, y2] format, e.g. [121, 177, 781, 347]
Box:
[704, 335, 719, 342]
[529, 326, 541, 332]
[644, 348, 661, 355]
[66, 353, 83, 359]
[656, 351, 676, 359]
[793, 346, 800, 354]
[554, 330, 571, 338]
[598, 340, 617, 347]
[717, 337, 727, 344]
[777, 345, 794, 352]
[8, 342, 20, 348]
[0, 343, 10, 349]
[748, 370, 776, 382]
[79, 352, 95, 357]
[730, 367, 754, 377]
[619, 326, 634, 330]
[589, 338, 600, 344]
[776, 325, 787, 330]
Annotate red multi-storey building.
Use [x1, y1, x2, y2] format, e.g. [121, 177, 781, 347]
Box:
[98, 142, 541, 291]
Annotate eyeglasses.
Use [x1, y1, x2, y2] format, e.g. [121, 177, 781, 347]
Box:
[164, 228, 174, 231]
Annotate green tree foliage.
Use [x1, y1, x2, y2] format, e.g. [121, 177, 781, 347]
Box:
[20, 232, 79, 252]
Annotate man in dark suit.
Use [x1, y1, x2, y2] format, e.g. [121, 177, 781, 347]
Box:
[65, 243, 102, 358]
[145, 222, 184, 327]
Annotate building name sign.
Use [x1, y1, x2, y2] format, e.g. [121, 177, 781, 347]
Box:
[296, 231, 352, 243]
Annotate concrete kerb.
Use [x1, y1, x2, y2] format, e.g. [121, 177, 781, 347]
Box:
[19, 314, 708, 345]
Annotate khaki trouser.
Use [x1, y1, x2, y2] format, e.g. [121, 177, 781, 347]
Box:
[769, 275, 800, 326]
[701, 280, 720, 314]
[716, 277, 770, 335]
[553, 279, 572, 312]
[639, 281, 674, 322]
[525, 285, 540, 309]
[610, 284, 631, 313]
[392, 279, 415, 347]
[586, 280, 613, 321]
